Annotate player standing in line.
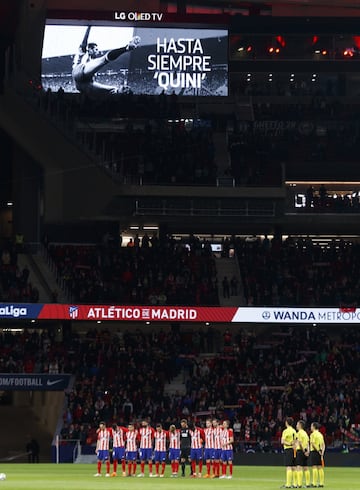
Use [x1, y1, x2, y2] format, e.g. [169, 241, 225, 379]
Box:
[281, 417, 297, 488]
[212, 418, 223, 478]
[138, 419, 155, 477]
[168, 424, 181, 477]
[153, 423, 169, 477]
[189, 423, 205, 477]
[220, 420, 234, 479]
[125, 423, 139, 477]
[111, 423, 127, 477]
[180, 419, 191, 477]
[203, 418, 215, 478]
[94, 421, 111, 477]
[309, 422, 325, 488]
[72, 26, 141, 96]
[295, 420, 311, 488]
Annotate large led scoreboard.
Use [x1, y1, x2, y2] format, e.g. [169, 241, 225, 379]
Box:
[41, 9, 228, 96]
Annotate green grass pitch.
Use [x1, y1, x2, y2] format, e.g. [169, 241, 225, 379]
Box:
[0, 464, 359, 489]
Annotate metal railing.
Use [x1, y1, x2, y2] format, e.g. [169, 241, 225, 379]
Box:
[135, 201, 276, 217]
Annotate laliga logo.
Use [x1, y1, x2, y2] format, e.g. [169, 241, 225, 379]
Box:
[114, 11, 164, 21]
[0, 305, 27, 317]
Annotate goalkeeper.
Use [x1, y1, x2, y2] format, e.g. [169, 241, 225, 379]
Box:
[72, 26, 141, 95]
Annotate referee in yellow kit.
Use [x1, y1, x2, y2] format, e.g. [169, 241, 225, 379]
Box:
[309, 422, 325, 488]
[295, 420, 311, 488]
[281, 417, 297, 488]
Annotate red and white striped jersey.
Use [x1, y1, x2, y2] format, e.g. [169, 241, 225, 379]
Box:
[154, 430, 168, 452]
[97, 428, 111, 450]
[113, 427, 126, 448]
[221, 428, 233, 450]
[125, 430, 138, 452]
[213, 426, 223, 450]
[204, 427, 214, 449]
[139, 426, 154, 449]
[190, 427, 204, 449]
[169, 430, 181, 449]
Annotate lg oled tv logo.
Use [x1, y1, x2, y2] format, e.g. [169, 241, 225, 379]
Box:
[114, 11, 164, 21]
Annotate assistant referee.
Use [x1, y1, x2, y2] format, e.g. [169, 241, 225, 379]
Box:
[281, 417, 296, 488]
[309, 422, 325, 488]
[295, 419, 310, 488]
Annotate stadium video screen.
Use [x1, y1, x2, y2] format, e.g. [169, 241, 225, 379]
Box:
[41, 23, 228, 96]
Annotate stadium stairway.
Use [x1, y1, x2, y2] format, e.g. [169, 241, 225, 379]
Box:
[16, 253, 52, 303]
[163, 372, 186, 396]
[213, 131, 230, 177]
[28, 249, 69, 303]
[215, 256, 246, 306]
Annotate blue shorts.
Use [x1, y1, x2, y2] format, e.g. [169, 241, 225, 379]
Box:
[213, 449, 222, 460]
[169, 448, 180, 461]
[139, 448, 153, 461]
[154, 451, 167, 462]
[126, 450, 138, 461]
[97, 449, 109, 462]
[221, 450, 233, 462]
[204, 448, 214, 461]
[190, 448, 203, 462]
[113, 447, 125, 461]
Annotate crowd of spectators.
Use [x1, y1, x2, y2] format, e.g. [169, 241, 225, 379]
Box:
[85, 120, 217, 186]
[46, 233, 360, 309]
[2, 322, 358, 452]
[235, 235, 360, 307]
[180, 325, 360, 451]
[0, 328, 62, 374]
[37, 84, 180, 120]
[300, 185, 360, 213]
[34, 88, 219, 186]
[31, 84, 360, 188]
[230, 100, 360, 185]
[61, 326, 183, 444]
[57, 323, 360, 451]
[46, 234, 219, 306]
